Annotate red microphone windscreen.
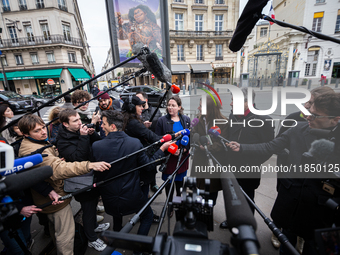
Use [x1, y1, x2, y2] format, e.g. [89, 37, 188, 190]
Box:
[168, 144, 178, 155]
[171, 85, 180, 94]
[161, 134, 172, 143]
[211, 126, 221, 134]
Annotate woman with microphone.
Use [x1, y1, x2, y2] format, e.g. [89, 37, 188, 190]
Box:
[155, 96, 190, 215]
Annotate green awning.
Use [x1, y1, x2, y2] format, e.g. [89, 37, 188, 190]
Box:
[0, 68, 62, 80]
[68, 68, 90, 81]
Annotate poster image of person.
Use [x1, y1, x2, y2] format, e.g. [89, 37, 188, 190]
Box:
[114, 0, 162, 63]
[324, 59, 331, 71]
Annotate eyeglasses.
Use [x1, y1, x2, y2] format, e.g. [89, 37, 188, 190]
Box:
[308, 114, 337, 121]
[142, 104, 146, 108]
[77, 101, 89, 105]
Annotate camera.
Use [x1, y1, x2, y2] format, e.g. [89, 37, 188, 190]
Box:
[85, 123, 95, 129]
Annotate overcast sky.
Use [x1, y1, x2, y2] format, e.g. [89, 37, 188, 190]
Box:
[77, 0, 272, 76]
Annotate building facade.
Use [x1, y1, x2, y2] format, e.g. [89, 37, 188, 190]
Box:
[0, 0, 95, 95]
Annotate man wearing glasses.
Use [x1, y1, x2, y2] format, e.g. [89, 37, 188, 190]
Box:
[228, 92, 340, 255]
[71, 90, 101, 125]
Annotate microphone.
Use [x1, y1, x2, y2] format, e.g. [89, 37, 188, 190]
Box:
[210, 126, 221, 134]
[168, 143, 178, 155]
[160, 134, 172, 143]
[180, 135, 189, 147]
[172, 129, 191, 142]
[199, 136, 214, 167]
[191, 118, 199, 128]
[1, 154, 44, 176]
[229, 0, 269, 52]
[208, 128, 231, 143]
[170, 85, 180, 94]
[1, 165, 53, 195]
[220, 172, 257, 230]
[191, 133, 200, 158]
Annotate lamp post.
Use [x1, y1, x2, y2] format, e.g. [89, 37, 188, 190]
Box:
[0, 51, 9, 91]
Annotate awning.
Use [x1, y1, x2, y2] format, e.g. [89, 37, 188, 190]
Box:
[0, 68, 62, 80]
[190, 64, 213, 73]
[68, 68, 90, 81]
[171, 64, 191, 74]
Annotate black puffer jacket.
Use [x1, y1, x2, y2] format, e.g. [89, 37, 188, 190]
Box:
[92, 131, 164, 217]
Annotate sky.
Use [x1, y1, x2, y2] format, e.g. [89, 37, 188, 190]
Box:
[77, 0, 272, 76]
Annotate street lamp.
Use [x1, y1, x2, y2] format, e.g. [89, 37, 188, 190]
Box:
[0, 51, 9, 91]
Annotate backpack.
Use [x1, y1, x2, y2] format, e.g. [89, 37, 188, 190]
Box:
[74, 222, 88, 255]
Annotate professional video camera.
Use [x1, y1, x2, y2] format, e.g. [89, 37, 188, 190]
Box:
[101, 176, 235, 255]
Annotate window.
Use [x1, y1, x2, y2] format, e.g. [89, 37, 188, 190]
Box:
[336, 10, 340, 33]
[15, 55, 24, 65]
[312, 12, 323, 32]
[197, 45, 203, 60]
[46, 52, 55, 63]
[195, 15, 203, 31]
[260, 27, 268, 37]
[305, 48, 319, 76]
[24, 25, 34, 42]
[177, 45, 184, 61]
[215, 0, 224, 3]
[316, 0, 325, 3]
[68, 52, 76, 63]
[2, 0, 10, 11]
[175, 13, 184, 30]
[8, 26, 18, 43]
[58, 0, 67, 11]
[62, 24, 71, 41]
[1, 56, 8, 66]
[19, 0, 27, 10]
[142, 87, 152, 92]
[36, 0, 44, 8]
[30, 53, 39, 64]
[304, 63, 310, 76]
[195, 0, 203, 3]
[215, 15, 223, 32]
[174, 0, 184, 2]
[40, 23, 50, 40]
[216, 44, 222, 60]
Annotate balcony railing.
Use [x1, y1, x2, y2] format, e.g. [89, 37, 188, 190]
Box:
[0, 34, 83, 49]
[170, 30, 233, 38]
[36, 3, 44, 9]
[58, 4, 68, 11]
[19, 4, 27, 10]
[2, 6, 11, 12]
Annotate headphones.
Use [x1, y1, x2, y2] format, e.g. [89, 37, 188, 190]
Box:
[127, 94, 135, 113]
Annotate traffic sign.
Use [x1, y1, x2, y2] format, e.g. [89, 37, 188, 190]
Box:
[47, 79, 55, 85]
[151, 74, 155, 79]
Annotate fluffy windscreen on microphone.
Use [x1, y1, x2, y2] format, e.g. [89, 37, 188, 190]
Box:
[180, 135, 189, 146]
[146, 53, 172, 84]
[191, 118, 199, 128]
[308, 139, 334, 164]
[210, 126, 221, 134]
[229, 0, 269, 52]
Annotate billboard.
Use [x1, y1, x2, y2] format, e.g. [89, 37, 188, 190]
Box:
[106, 0, 170, 68]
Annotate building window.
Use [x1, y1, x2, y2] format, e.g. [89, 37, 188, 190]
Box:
[46, 52, 55, 63]
[15, 55, 24, 65]
[24, 25, 34, 42]
[215, 0, 224, 3]
[40, 23, 50, 41]
[195, 0, 203, 3]
[58, 0, 67, 11]
[36, 0, 44, 8]
[216, 44, 223, 60]
[62, 24, 71, 41]
[1, 56, 8, 66]
[312, 12, 323, 32]
[19, 0, 27, 10]
[197, 44, 203, 60]
[215, 15, 223, 32]
[175, 13, 184, 30]
[305, 49, 319, 76]
[260, 27, 268, 37]
[195, 14, 203, 31]
[336, 10, 340, 33]
[68, 52, 77, 63]
[8, 26, 18, 43]
[177, 45, 184, 61]
[30, 53, 39, 64]
[316, 0, 325, 3]
[2, 0, 10, 11]
[174, 0, 184, 2]
[304, 63, 310, 76]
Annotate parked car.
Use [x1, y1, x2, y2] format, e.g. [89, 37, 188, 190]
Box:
[0, 91, 34, 113]
[22, 93, 56, 108]
[120, 85, 166, 107]
[113, 84, 129, 93]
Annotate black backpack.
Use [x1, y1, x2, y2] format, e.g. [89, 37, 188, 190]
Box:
[74, 222, 88, 255]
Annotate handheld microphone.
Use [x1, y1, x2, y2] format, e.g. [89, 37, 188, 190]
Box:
[210, 126, 221, 134]
[1, 165, 53, 195]
[180, 135, 189, 146]
[208, 128, 231, 143]
[160, 134, 172, 143]
[2, 154, 43, 176]
[199, 136, 214, 167]
[229, 0, 269, 52]
[191, 118, 199, 128]
[168, 144, 178, 155]
[172, 128, 191, 142]
[170, 85, 180, 94]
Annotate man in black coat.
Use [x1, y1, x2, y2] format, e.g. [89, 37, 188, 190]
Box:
[220, 88, 274, 229]
[92, 110, 171, 236]
[56, 108, 110, 252]
[228, 93, 340, 255]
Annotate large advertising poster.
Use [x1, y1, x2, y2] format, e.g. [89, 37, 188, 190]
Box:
[107, 0, 166, 67]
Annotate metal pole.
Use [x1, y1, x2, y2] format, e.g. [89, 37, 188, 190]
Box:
[0, 55, 9, 91]
[308, 80, 312, 90]
[336, 79, 339, 88]
[295, 80, 298, 88]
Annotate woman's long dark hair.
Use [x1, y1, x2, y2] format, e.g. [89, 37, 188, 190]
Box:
[122, 111, 143, 131]
[128, 4, 157, 24]
[200, 95, 227, 125]
[166, 96, 184, 115]
[0, 103, 10, 128]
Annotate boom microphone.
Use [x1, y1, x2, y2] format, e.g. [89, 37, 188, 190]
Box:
[229, 0, 269, 52]
[1, 166, 53, 195]
[146, 53, 172, 84]
[2, 154, 43, 176]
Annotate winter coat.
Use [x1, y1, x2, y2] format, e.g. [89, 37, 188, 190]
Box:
[19, 138, 90, 214]
[141, 105, 162, 132]
[92, 131, 164, 217]
[155, 113, 191, 175]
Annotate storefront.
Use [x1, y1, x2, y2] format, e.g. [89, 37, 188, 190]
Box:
[213, 63, 232, 84]
[190, 64, 213, 88]
[171, 64, 191, 86]
[68, 68, 91, 91]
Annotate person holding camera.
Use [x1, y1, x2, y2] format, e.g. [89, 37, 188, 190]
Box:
[56, 109, 110, 252]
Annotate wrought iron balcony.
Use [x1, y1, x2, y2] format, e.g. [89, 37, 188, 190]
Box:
[170, 30, 233, 39]
[0, 34, 83, 49]
[2, 6, 11, 12]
